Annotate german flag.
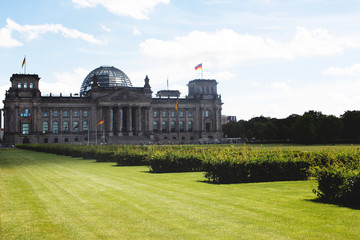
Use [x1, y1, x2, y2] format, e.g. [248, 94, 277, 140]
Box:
[195, 63, 202, 70]
[22, 57, 26, 68]
[175, 97, 179, 116]
[97, 119, 104, 125]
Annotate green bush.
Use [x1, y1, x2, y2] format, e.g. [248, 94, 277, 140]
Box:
[313, 167, 360, 207]
[202, 149, 310, 184]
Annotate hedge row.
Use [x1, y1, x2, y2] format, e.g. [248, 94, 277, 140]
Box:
[202, 148, 311, 183]
[312, 167, 360, 207]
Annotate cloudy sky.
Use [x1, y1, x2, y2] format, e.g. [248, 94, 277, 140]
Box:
[1, 0, 360, 120]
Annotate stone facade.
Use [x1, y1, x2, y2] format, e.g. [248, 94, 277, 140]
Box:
[2, 67, 223, 145]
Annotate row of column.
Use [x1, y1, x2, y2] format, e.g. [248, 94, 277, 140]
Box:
[97, 105, 149, 136]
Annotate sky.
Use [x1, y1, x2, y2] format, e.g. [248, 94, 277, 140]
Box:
[1, 0, 360, 120]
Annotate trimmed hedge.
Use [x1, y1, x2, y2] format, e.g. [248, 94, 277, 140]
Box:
[313, 167, 360, 207]
[202, 149, 311, 184]
[148, 147, 204, 173]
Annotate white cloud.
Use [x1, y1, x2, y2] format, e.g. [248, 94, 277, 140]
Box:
[41, 67, 89, 95]
[223, 79, 360, 120]
[0, 18, 103, 47]
[0, 27, 22, 47]
[133, 27, 141, 36]
[100, 24, 111, 32]
[323, 63, 360, 77]
[140, 27, 360, 68]
[270, 81, 291, 90]
[72, 0, 170, 20]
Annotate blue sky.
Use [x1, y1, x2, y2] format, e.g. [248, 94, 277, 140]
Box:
[1, 0, 360, 120]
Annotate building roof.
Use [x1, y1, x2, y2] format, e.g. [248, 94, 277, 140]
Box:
[80, 66, 132, 95]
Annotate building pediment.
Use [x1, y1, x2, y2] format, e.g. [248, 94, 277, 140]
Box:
[97, 88, 150, 105]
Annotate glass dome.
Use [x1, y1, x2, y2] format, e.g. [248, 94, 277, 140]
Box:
[80, 66, 132, 95]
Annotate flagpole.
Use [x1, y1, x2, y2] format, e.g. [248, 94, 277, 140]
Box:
[87, 121, 89, 145]
[96, 124, 98, 145]
[201, 66, 203, 79]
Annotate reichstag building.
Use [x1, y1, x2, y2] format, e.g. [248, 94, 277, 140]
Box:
[2, 66, 223, 145]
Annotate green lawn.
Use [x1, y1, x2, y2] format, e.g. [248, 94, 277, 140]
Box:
[1, 149, 359, 240]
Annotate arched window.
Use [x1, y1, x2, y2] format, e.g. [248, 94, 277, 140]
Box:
[22, 123, 29, 135]
[53, 121, 59, 134]
[73, 121, 79, 132]
[204, 110, 210, 117]
[18, 83, 22, 88]
[179, 121, 184, 132]
[188, 121, 193, 132]
[63, 110, 69, 117]
[42, 122, 48, 133]
[63, 121, 69, 132]
[171, 121, 176, 132]
[83, 121, 88, 131]
[30, 83, 33, 88]
[153, 121, 158, 132]
[162, 121, 167, 133]
[20, 109, 31, 117]
[24, 83, 28, 88]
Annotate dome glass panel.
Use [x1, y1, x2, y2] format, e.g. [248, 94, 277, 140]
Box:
[80, 66, 132, 95]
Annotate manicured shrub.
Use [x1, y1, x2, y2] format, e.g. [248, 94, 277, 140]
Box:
[313, 167, 360, 207]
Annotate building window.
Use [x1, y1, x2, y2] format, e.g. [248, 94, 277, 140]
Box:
[75, 137, 79, 142]
[22, 123, 29, 135]
[206, 122, 211, 132]
[53, 121, 59, 134]
[63, 121, 69, 132]
[153, 111, 158, 117]
[20, 109, 31, 117]
[179, 121, 184, 132]
[153, 121, 158, 132]
[188, 111, 193, 118]
[162, 111, 167, 118]
[54, 138, 58, 143]
[83, 110, 88, 117]
[30, 83, 33, 88]
[188, 121, 193, 132]
[162, 121, 167, 132]
[53, 111, 58, 117]
[63, 110, 69, 117]
[171, 111, 175, 118]
[179, 111, 184, 117]
[171, 121, 175, 132]
[24, 83, 28, 88]
[73, 111, 79, 117]
[83, 121, 88, 131]
[43, 111, 48, 117]
[42, 122, 48, 133]
[204, 110, 210, 117]
[44, 138, 48, 143]
[65, 138, 68, 142]
[73, 121, 79, 132]
[18, 83, 22, 88]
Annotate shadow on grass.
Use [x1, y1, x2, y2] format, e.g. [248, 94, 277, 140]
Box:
[305, 198, 360, 210]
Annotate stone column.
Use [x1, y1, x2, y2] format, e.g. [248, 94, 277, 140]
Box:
[185, 108, 188, 132]
[117, 107, 123, 136]
[137, 107, 142, 135]
[49, 109, 53, 133]
[15, 106, 19, 133]
[127, 106, 133, 136]
[33, 107, 37, 133]
[109, 107, 113, 136]
[147, 107, 152, 133]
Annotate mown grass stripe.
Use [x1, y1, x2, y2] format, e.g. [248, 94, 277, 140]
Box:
[1, 149, 360, 240]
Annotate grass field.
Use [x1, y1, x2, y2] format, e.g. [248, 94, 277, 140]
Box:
[1, 148, 360, 240]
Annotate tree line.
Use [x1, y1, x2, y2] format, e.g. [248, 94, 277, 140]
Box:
[222, 110, 360, 144]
